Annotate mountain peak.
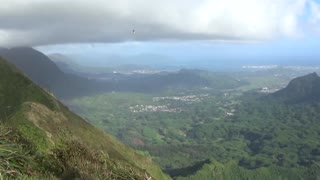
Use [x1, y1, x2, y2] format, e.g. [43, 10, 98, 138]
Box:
[271, 72, 320, 103]
[302, 72, 318, 78]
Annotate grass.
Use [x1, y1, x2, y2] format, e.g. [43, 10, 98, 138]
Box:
[0, 120, 164, 179]
[0, 56, 170, 179]
[7, 108, 51, 152]
[0, 124, 32, 178]
[51, 139, 148, 179]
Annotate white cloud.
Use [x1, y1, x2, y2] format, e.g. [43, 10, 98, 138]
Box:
[280, 0, 308, 37]
[0, 0, 313, 47]
[309, 1, 320, 33]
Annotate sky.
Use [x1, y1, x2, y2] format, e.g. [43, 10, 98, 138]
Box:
[1, 0, 320, 66]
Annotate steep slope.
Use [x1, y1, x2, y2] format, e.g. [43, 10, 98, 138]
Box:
[271, 72, 320, 103]
[0, 47, 64, 88]
[0, 47, 105, 99]
[0, 47, 7, 54]
[0, 56, 169, 179]
[48, 53, 83, 75]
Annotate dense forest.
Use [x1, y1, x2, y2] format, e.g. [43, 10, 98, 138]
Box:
[67, 73, 320, 179]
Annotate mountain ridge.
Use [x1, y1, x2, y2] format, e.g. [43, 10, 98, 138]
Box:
[0, 47, 243, 97]
[270, 72, 320, 103]
[0, 56, 169, 179]
[0, 47, 108, 98]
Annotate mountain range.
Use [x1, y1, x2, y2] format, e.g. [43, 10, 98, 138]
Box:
[0, 47, 243, 98]
[0, 55, 168, 179]
[2, 46, 320, 179]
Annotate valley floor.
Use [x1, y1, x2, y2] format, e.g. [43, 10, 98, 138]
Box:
[64, 69, 320, 179]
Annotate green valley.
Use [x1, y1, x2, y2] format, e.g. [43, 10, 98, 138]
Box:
[2, 1, 320, 179]
[65, 68, 320, 179]
[2, 47, 320, 179]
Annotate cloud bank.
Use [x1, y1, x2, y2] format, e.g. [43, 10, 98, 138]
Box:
[310, 1, 320, 33]
[0, 0, 317, 47]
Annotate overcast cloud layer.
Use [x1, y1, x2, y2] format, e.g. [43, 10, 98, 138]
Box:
[0, 0, 319, 47]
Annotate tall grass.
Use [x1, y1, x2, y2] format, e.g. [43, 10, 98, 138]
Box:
[0, 124, 30, 178]
[51, 139, 147, 179]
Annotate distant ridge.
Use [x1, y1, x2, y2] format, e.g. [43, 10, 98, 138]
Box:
[0, 54, 169, 179]
[0, 47, 64, 87]
[270, 72, 320, 103]
[48, 53, 81, 74]
[0, 47, 243, 96]
[0, 47, 104, 98]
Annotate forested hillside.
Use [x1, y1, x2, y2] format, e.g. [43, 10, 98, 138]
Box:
[67, 72, 320, 179]
[0, 56, 169, 179]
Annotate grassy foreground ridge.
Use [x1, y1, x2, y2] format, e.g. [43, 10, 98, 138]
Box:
[0, 56, 169, 179]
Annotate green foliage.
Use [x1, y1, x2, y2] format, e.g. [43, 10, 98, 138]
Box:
[6, 108, 51, 152]
[51, 139, 148, 179]
[0, 57, 58, 118]
[271, 72, 320, 103]
[0, 56, 169, 179]
[67, 71, 320, 179]
[7, 47, 320, 179]
[175, 160, 319, 180]
[0, 125, 31, 178]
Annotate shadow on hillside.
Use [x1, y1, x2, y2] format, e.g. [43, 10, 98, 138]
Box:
[164, 159, 211, 178]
